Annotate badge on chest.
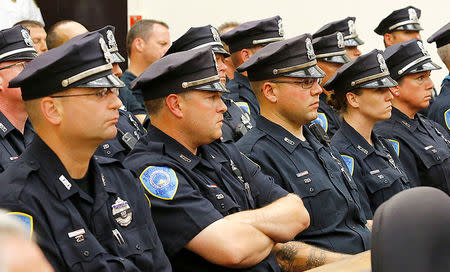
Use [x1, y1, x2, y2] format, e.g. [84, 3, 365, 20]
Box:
[112, 197, 132, 227]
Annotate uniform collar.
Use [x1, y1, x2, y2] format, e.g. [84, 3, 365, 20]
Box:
[122, 69, 137, 81]
[0, 111, 16, 138]
[390, 107, 419, 132]
[231, 71, 252, 89]
[256, 115, 303, 153]
[340, 120, 376, 158]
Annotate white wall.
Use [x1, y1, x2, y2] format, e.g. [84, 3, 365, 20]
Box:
[128, 0, 450, 89]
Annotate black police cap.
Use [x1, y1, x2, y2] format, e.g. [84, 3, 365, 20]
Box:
[313, 32, 351, 64]
[220, 16, 284, 54]
[324, 49, 398, 94]
[131, 46, 228, 101]
[374, 6, 423, 35]
[0, 25, 37, 63]
[95, 25, 125, 63]
[312, 17, 364, 47]
[383, 38, 441, 81]
[9, 31, 125, 101]
[165, 25, 229, 57]
[237, 34, 325, 82]
[427, 22, 450, 48]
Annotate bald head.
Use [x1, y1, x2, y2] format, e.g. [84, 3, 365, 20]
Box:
[46, 20, 88, 49]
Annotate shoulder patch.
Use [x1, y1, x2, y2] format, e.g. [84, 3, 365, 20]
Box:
[7, 212, 33, 240]
[445, 109, 450, 130]
[235, 102, 251, 115]
[387, 139, 400, 156]
[341, 155, 354, 176]
[139, 166, 178, 200]
[311, 112, 328, 132]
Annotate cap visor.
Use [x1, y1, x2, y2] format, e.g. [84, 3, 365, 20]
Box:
[407, 60, 441, 75]
[77, 74, 125, 88]
[344, 37, 364, 47]
[111, 52, 126, 63]
[393, 24, 423, 32]
[281, 65, 326, 78]
[194, 80, 230, 93]
[2, 51, 37, 62]
[320, 54, 351, 64]
[359, 76, 398, 89]
[212, 46, 231, 57]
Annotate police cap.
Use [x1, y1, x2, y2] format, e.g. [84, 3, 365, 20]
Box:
[95, 25, 126, 63]
[220, 16, 284, 54]
[131, 46, 228, 101]
[0, 25, 37, 63]
[324, 49, 398, 94]
[374, 6, 423, 35]
[383, 38, 441, 81]
[427, 22, 450, 48]
[165, 25, 229, 56]
[312, 17, 364, 47]
[313, 32, 351, 64]
[237, 34, 325, 81]
[9, 31, 125, 101]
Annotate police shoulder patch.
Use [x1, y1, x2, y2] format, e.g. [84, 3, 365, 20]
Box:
[7, 212, 33, 240]
[311, 112, 328, 132]
[387, 139, 400, 156]
[140, 166, 178, 200]
[341, 155, 354, 176]
[444, 109, 450, 131]
[235, 102, 251, 115]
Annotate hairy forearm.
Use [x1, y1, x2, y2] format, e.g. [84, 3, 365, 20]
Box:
[273, 241, 350, 272]
[226, 194, 310, 242]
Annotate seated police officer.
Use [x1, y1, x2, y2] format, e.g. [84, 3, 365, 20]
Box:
[93, 25, 146, 160]
[236, 34, 371, 266]
[0, 31, 171, 271]
[123, 46, 310, 272]
[221, 16, 285, 120]
[312, 17, 364, 60]
[325, 50, 410, 219]
[310, 32, 351, 138]
[164, 24, 254, 142]
[375, 38, 450, 194]
[0, 25, 37, 173]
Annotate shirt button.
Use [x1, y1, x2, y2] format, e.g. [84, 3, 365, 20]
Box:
[330, 174, 334, 179]
[436, 156, 441, 161]
[83, 251, 90, 257]
[107, 151, 111, 155]
[351, 226, 356, 230]
[136, 244, 141, 250]
[220, 203, 225, 209]
[348, 198, 353, 202]
[309, 187, 315, 193]
[383, 180, 389, 184]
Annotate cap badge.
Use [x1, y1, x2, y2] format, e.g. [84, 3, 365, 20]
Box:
[112, 197, 132, 227]
[211, 26, 221, 42]
[417, 40, 429, 56]
[348, 20, 356, 36]
[106, 30, 117, 49]
[99, 37, 113, 63]
[21, 29, 34, 47]
[278, 19, 285, 37]
[337, 32, 344, 48]
[408, 8, 419, 22]
[211, 49, 220, 73]
[306, 38, 315, 60]
[377, 54, 388, 73]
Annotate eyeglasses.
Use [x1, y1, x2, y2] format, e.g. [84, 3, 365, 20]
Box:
[269, 78, 323, 89]
[50, 87, 119, 98]
[0, 61, 27, 71]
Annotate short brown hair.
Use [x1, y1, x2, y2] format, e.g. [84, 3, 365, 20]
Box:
[126, 19, 169, 56]
[217, 21, 239, 35]
[13, 20, 44, 29]
[144, 96, 166, 116]
[327, 88, 362, 113]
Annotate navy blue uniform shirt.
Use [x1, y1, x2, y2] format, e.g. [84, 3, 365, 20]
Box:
[124, 124, 288, 272]
[374, 107, 450, 194]
[428, 75, 450, 133]
[0, 112, 34, 172]
[332, 120, 410, 219]
[119, 70, 147, 115]
[95, 109, 146, 161]
[311, 93, 341, 138]
[222, 97, 255, 142]
[237, 116, 371, 254]
[0, 135, 171, 272]
[225, 72, 260, 120]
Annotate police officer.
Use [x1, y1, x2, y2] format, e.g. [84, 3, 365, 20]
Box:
[123, 46, 310, 272]
[325, 50, 410, 219]
[93, 25, 146, 161]
[427, 23, 450, 133]
[236, 34, 371, 262]
[0, 25, 37, 173]
[164, 24, 254, 142]
[312, 17, 364, 60]
[375, 38, 450, 194]
[310, 32, 351, 138]
[221, 16, 285, 120]
[0, 31, 171, 271]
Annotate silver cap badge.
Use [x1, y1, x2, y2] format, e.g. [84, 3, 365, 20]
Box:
[306, 38, 315, 60]
[106, 30, 117, 50]
[408, 8, 419, 22]
[278, 19, 285, 37]
[417, 40, 428, 56]
[348, 20, 357, 36]
[99, 37, 113, 63]
[337, 32, 344, 48]
[211, 26, 221, 42]
[377, 54, 388, 73]
[21, 29, 34, 47]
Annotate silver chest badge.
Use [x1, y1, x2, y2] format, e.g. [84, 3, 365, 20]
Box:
[377, 54, 388, 73]
[21, 29, 34, 47]
[417, 40, 428, 56]
[306, 38, 315, 60]
[112, 197, 132, 227]
[211, 26, 221, 42]
[99, 37, 113, 63]
[337, 32, 344, 48]
[408, 8, 419, 22]
[278, 19, 285, 37]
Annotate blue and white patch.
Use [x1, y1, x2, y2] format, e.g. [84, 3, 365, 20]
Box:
[235, 102, 251, 115]
[445, 109, 450, 131]
[311, 113, 328, 132]
[8, 212, 33, 240]
[387, 139, 400, 157]
[341, 155, 354, 176]
[140, 166, 178, 200]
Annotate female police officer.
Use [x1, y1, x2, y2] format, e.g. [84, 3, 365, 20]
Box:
[324, 49, 410, 219]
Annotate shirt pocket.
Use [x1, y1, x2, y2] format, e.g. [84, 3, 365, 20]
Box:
[364, 167, 403, 194]
[418, 145, 450, 169]
[205, 187, 241, 216]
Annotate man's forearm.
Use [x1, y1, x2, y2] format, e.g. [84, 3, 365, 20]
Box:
[273, 241, 350, 272]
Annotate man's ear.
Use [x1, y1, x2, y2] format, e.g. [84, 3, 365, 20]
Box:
[133, 37, 145, 53]
[166, 94, 184, 118]
[384, 33, 394, 47]
[262, 82, 278, 103]
[240, 48, 252, 62]
[40, 97, 63, 125]
[346, 92, 359, 109]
